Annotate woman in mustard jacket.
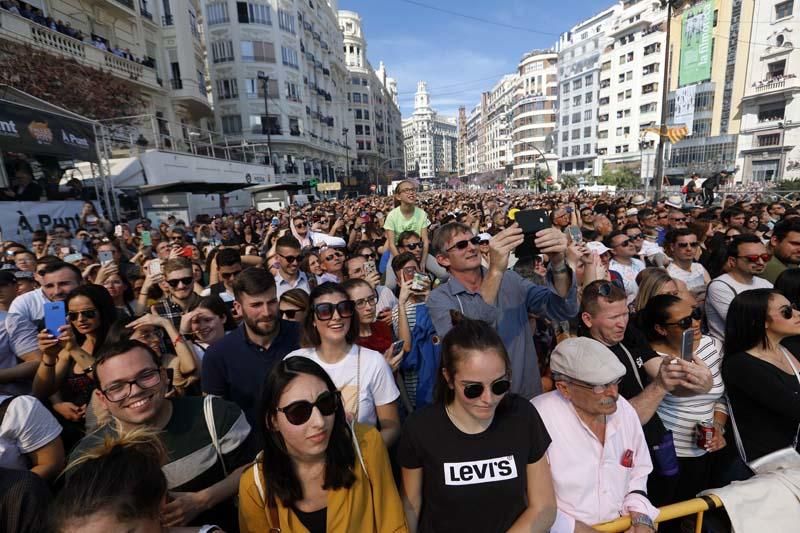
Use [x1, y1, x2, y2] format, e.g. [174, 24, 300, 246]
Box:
[239, 356, 407, 533]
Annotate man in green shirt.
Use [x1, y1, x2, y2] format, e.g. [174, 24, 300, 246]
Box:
[761, 219, 800, 284]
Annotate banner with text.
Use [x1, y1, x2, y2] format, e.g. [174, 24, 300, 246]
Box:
[0, 201, 86, 245]
[679, 0, 714, 86]
[674, 84, 697, 135]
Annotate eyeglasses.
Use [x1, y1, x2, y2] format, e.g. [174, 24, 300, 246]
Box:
[101, 368, 162, 402]
[670, 217, 687, 223]
[68, 309, 97, 321]
[614, 238, 631, 248]
[402, 242, 422, 251]
[779, 304, 799, 320]
[663, 307, 703, 329]
[446, 235, 482, 252]
[277, 390, 340, 425]
[568, 377, 622, 394]
[313, 300, 355, 321]
[280, 309, 301, 319]
[166, 276, 194, 288]
[220, 270, 242, 279]
[675, 241, 700, 249]
[323, 251, 344, 261]
[737, 253, 771, 263]
[627, 233, 643, 240]
[462, 377, 511, 399]
[360, 253, 377, 261]
[353, 295, 378, 309]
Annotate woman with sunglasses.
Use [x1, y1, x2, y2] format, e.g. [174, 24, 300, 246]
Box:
[399, 316, 556, 533]
[286, 282, 401, 446]
[239, 356, 407, 532]
[775, 269, 800, 356]
[280, 288, 310, 323]
[640, 294, 724, 507]
[723, 289, 800, 473]
[35, 285, 117, 447]
[342, 278, 393, 355]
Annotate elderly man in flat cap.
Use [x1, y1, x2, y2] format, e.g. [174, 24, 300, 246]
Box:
[532, 337, 659, 533]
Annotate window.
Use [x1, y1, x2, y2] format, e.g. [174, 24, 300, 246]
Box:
[237, 2, 271, 24]
[211, 40, 234, 63]
[250, 114, 280, 135]
[352, 93, 361, 103]
[619, 74, 626, 83]
[598, 130, 608, 139]
[281, 46, 299, 68]
[584, 110, 592, 120]
[776, 0, 793, 19]
[562, 116, 569, 126]
[562, 147, 569, 157]
[563, 83, 571, 94]
[758, 133, 781, 147]
[585, 75, 594, 86]
[289, 117, 300, 136]
[572, 112, 581, 122]
[625, 89, 632, 99]
[642, 82, 658, 94]
[584, 126, 592, 137]
[240, 41, 276, 62]
[626, 71, 633, 81]
[355, 125, 363, 135]
[573, 78, 582, 89]
[758, 103, 785, 122]
[572, 146, 581, 156]
[640, 102, 657, 113]
[572, 128, 581, 139]
[207, 2, 229, 24]
[244, 78, 278, 98]
[769, 60, 786, 78]
[644, 43, 661, 56]
[584, 143, 592, 154]
[585, 92, 593, 103]
[643, 63, 659, 75]
[278, 9, 295, 33]
[573, 95, 582, 105]
[286, 81, 300, 101]
[355, 109, 363, 119]
[363, 110, 369, 120]
[562, 131, 569, 141]
[221, 115, 242, 134]
[618, 91, 625, 102]
[362, 93, 369, 103]
[619, 54, 627, 65]
[365, 125, 371, 135]
[216, 79, 238, 99]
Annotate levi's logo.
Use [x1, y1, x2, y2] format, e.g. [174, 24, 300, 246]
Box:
[443, 456, 518, 486]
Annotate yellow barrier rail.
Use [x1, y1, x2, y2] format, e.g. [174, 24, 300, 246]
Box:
[593, 494, 724, 533]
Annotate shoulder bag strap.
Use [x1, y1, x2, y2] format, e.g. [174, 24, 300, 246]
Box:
[203, 395, 228, 477]
[708, 278, 738, 297]
[618, 343, 644, 390]
[779, 347, 800, 449]
[726, 393, 749, 464]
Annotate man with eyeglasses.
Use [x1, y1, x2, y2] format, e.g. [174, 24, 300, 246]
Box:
[318, 244, 347, 283]
[579, 207, 595, 230]
[705, 234, 773, 341]
[428, 221, 577, 399]
[202, 268, 300, 424]
[606, 231, 645, 304]
[70, 339, 256, 531]
[533, 337, 659, 533]
[272, 234, 310, 297]
[666, 229, 711, 305]
[152, 258, 201, 330]
[760, 218, 800, 284]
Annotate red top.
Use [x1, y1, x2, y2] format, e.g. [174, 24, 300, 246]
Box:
[356, 320, 393, 354]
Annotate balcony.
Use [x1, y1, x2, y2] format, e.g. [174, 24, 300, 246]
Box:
[169, 79, 213, 116]
[162, 14, 174, 26]
[745, 74, 800, 99]
[0, 9, 160, 91]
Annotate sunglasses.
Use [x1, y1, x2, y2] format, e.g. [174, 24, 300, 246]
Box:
[675, 241, 700, 248]
[614, 238, 631, 248]
[220, 270, 242, 279]
[360, 253, 377, 260]
[627, 233, 643, 240]
[595, 280, 625, 296]
[166, 276, 194, 288]
[277, 390, 340, 425]
[670, 218, 687, 223]
[462, 377, 511, 399]
[278, 253, 301, 263]
[68, 309, 98, 321]
[663, 307, 703, 329]
[737, 253, 771, 263]
[447, 235, 482, 252]
[294, 221, 307, 228]
[280, 309, 300, 319]
[323, 251, 344, 261]
[403, 242, 422, 250]
[779, 304, 799, 320]
[313, 300, 356, 321]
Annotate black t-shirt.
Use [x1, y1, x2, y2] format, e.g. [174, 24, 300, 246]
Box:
[397, 395, 551, 533]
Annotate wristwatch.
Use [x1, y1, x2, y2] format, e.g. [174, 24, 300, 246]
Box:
[631, 514, 655, 530]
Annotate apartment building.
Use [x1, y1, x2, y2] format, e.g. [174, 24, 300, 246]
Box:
[596, 0, 667, 171]
[338, 10, 403, 191]
[556, 6, 618, 177]
[737, 0, 799, 183]
[203, 0, 352, 185]
[464, 102, 484, 175]
[402, 81, 458, 180]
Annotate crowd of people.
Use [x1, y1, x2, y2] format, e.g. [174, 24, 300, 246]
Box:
[1, 181, 799, 532]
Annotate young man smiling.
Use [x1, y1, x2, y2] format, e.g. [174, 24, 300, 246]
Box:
[152, 258, 201, 329]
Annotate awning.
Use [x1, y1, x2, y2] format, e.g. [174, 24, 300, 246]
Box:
[243, 183, 305, 193]
[138, 181, 250, 195]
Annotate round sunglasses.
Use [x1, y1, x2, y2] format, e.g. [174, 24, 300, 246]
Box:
[462, 377, 511, 399]
[277, 390, 340, 425]
[313, 300, 356, 321]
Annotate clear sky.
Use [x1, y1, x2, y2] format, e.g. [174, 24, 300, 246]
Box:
[337, 0, 615, 118]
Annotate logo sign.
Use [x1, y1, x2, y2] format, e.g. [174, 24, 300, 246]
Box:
[61, 129, 90, 149]
[245, 173, 253, 183]
[28, 121, 53, 145]
[443, 456, 518, 486]
[0, 119, 19, 138]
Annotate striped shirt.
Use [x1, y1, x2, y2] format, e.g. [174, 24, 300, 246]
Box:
[656, 335, 727, 457]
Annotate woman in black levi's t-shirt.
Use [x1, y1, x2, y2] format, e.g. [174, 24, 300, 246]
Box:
[398, 317, 556, 533]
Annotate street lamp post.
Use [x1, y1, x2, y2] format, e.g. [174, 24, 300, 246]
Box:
[257, 71, 272, 167]
[342, 128, 350, 189]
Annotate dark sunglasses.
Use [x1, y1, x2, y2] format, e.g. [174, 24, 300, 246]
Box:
[595, 280, 624, 296]
[737, 253, 771, 263]
[166, 276, 194, 288]
[323, 251, 344, 261]
[403, 242, 422, 250]
[278, 253, 301, 263]
[447, 235, 482, 252]
[663, 307, 703, 329]
[360, 253, 377, 260]
[780, 304, 799, 320]
[280, 309, 300, 319]
[294, 221, 308, 228]
[277, 390, 340, 425]
[313, 300, 356, 321]
[675, 241, 700, 248]
[462, 377, 511, 399]
[614, 238, 631, 248]
[670, 217, 687, 223]
[220, 270, 242, 279]
[627, 233, 643, 240]
[68, 309, 98, 321]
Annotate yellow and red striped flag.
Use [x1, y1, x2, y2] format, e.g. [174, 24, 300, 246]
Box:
[642, 125, 689, 144]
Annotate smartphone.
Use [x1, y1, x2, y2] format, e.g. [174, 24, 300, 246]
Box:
[64, 253, 83, 263]
[44, 301, 66, 337]
[115, 225, 123, 237]
[390, 340, 405, 357]
[680, 329, 694, 362]
[271, 217, 280, 227]
[148, 260, 162, 276]
[180, 246, 194, 258]
[363, 260, 377, 276]
[60, 247, 71, 256]
[411, 271, 427, 291]
[140, 230, 152, 247]
[515, 209, 551, 258]
[99, 250, 114, 265]
[568, 226, 583, 244]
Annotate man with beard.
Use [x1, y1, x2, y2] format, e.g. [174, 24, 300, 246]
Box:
[201, 267, 300, 424]
[152, 258, 200, 329]
[760, 219, 800, 283]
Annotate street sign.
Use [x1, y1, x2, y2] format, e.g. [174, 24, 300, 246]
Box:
[316, 182, 342, 191]
[546, 176, 554, 185]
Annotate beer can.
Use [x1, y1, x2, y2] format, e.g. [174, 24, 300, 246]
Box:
[696, 420, 715, 448]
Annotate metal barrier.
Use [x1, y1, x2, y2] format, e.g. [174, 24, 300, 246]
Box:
[593, 494, 724, 533]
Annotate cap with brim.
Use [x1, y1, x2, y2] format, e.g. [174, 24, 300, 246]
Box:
[477, 233, 492, 242]
[0, 271, 17, 285]
[550, 337, 626, 385]
[630, 195, 647, 206]
[665, 195, 683, 210]
[626, 208, 639, 216]
[14, 270, 34, 280]
[586, 241, 612, 255]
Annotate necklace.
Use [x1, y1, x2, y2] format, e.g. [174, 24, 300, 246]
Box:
[445, 403, 490, 435]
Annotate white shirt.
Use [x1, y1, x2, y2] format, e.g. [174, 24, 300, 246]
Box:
[377, 285, 398, 314]
[668, 262, 710, 302]
[285, 344, 399, 426]
[609, 257, 645, 304]
[5, 288, 46, 357]
[0, 395, 62, 471]
[0, 311, 31, 396]
[275, 271, 310, 298]
[705, 273, 773, 340]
